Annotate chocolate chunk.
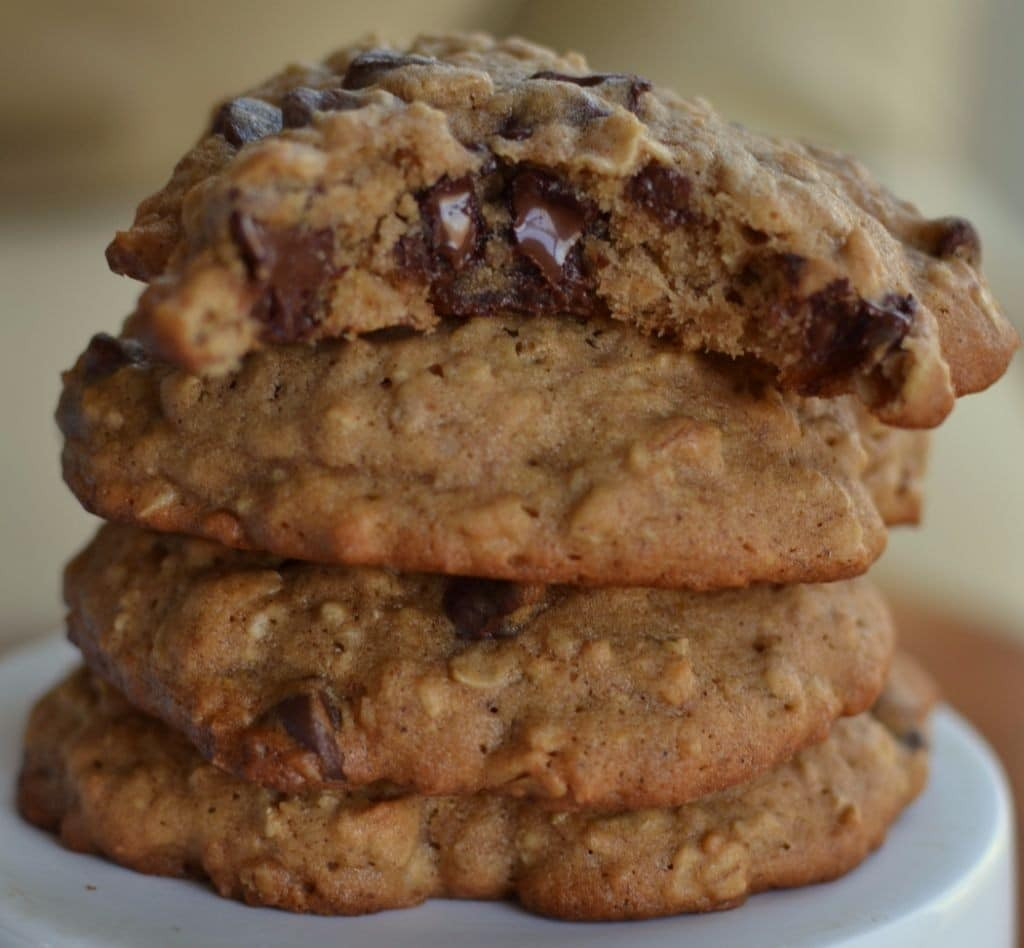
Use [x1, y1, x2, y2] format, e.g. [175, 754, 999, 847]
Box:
[396, 161, 605, 321]
[230, 214, 337, 343]
[802, 280, 915, 387]
[499, 114, 534, 141]
[211, 97, 283, 148]
[79, 333, 149, 384]
[511, 170, 587, 284]
[272, 691, 344, 779]
[420, 177, 480, 269]
[927, 216, 982, 267]
[281, 87, 363, 128]
[443, 578, 543, 640]
[341, 50, 435, 90]
[529, 70, 652, 113]
[627, 162, 693, 227]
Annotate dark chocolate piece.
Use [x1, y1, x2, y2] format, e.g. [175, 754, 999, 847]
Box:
[928, 216, 982, 267]
[443, 578, 538, 640]
[272, 691, 344, 779]
[801, 280, 915, 388]
[79, 333, 149, 384]
[230, 214, 337, 343]
[510, 170, 587, 284]
[211, 97, 283, 148]
[498, 114, 534, 141]
[420, 177, 480, 269]
[396, 164, 605, 320]
[627, 162, 693, 227]
[341, 50, 435, 90]
[281, 87, 363, 128]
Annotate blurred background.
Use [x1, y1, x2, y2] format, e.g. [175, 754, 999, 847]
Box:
[1, 0, 1022, 651]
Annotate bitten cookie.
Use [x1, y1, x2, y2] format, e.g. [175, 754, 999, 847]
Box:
[59, 316, 926, 588]
[107, 33, 1017, 425]
[66, 523, 894, 806]
[18, 664, 931, 920]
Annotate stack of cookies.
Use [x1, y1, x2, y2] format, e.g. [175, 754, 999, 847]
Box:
[19, 34, 1017, 921]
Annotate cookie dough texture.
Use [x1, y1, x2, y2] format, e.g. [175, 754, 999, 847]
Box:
[65, 524, 895, 806]
[60, 316, 927, 589]
[18, 666, 930, 919]
[107, 34, 1017, 426]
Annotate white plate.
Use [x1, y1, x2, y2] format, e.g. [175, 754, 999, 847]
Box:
[0, 636, 1015, 948]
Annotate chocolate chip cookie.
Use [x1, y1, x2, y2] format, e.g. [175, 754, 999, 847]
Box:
[65, 524, 895, 806]
[59, 316, 926, 588]
[107, 34, 1017, 426]
[18, 664, 930, 919]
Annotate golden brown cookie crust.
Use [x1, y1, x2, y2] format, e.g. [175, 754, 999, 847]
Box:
[18, 666, 930, 920]
[65, 524, 895, 806]
[59, 316, 926, 588]
[108, 33, 1018, 426]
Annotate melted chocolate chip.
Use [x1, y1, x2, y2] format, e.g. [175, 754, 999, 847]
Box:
[281, 86, 362, 128]
[627, 162, 693, 227]
[341, 50, 435, 90]
[396, 161, 605, 320]
[926, 216, 982, 267]
[420, 177, 480, 269]
[511, 170, 587, 284]
[801, 279, 915, 388]
[443, 578, 537, 640]
[230, 213, 337, 343]
[211, 97, 283, 148]
[272, 691, 344, 778]
[79, 333, 149, 384]
[529, 70, 652, 113]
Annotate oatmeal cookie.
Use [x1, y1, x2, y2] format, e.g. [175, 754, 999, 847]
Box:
[107, 34, 1017, 425]
[18, 663, 931, 919]
[60, 316, 925, 587]
[66, 523, 894, 805]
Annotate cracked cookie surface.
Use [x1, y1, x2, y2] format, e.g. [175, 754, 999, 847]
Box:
[65, 524, 894, 805]
[18, 664, 930, 919]
[108, 33, 1017, 426]
[60, 316, 926, 587]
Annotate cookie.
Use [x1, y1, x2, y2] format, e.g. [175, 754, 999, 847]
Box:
[18, 665, 930, 919]
[60, 316, 925, 588]
[65, 523, 894, 806]
[106, 34, 1017, 426]
[859, 416, 929, 525]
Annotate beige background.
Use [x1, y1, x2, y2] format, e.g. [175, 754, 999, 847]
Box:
[1, 0, 1021, 653]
